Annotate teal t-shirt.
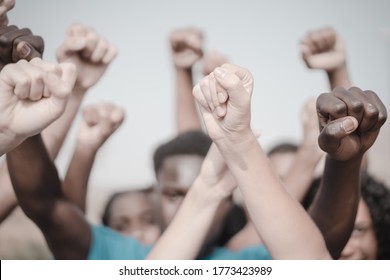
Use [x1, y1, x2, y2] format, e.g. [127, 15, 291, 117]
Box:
[88, 225, 272, 260]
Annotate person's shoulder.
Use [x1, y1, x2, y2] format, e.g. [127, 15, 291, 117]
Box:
[205, 244, 272, 260]
[88, 224, 152, 260]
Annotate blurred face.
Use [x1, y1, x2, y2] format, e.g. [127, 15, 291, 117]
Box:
[156, 154, 231, 254]
[268, 152, 296, 178]
[107, 192, 161, 245]
[339, 199, 378, 260]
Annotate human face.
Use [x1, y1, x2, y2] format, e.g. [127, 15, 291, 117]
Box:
[107, 192, 161, 245]
[268, 152, 296, 179]
[155, 154, 232, 254]
[339, 199, 378, 260]
[156, 155, 204, 226]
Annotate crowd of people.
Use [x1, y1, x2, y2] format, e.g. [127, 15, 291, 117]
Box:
[0, 0, 389, 260]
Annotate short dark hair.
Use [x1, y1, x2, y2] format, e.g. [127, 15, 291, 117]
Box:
[267, 142, 298, 156]
[303, 172, 390, 260]
[153, 130, 212, 176]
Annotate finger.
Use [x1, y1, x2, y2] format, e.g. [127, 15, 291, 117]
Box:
[318, 116, 358, 155]
[193, 83, 209, 110]
[81, 31, 99, 59]
[102, 44, 118, 64]
[110, 106, 125, 125]
[56, 36, 87, 61]
[58, 62, 77, 94]
[215, 103, 227, 119]
[200, 76, 214, 111]
[332, 87, 364, 123]
[214, 66, 251, 105]
[90, 38, 109, 63]
[18, 61, 45, 101]
[44, 62, 76, 100]
[308, 31, 327, 52]
[363, 90, 387, 132]
[14, 41, 42, 62]
[209, 73, 220, 111]
[316, 91, 349, 128]
[83, 105, 99, 126]
[320, 27, 337, 49]
[14, 34, 44, 55]
[2, 61, 31, 99]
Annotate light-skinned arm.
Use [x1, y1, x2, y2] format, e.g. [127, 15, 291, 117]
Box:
[170, 27, 203, 133]
[193, 63, 331, 259]
[63, 101, 124, 212]
[300, 27, 351, 89]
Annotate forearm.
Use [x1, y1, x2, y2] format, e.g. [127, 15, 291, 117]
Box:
[42, 87, 87, 159]
[327, 63, 351, 89]
[217, 132, 330, 259]
[308, 155, 362, 259]
[6, 134, 62, 223]
[147, 178, 221, 259]
[175, 67, 202, 133]
[283, 146, 322, 202]
[63, 143, 97, 213]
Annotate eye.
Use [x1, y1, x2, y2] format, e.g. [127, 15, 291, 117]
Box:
[351, 224, 371, 236]
[140, 213, 156, 225]
[163, 190, 183, 202]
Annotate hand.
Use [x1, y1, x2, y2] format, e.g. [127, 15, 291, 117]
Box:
[193, 63, 253, 141]
[317, 87, 387, 161]
[0, 58, 77, 141]
[300, 27, 346, 72]
[0, 25, 44, 69]
[56, 23, 118, 91]
[170, 27, 203, 69]
[0, 0, 15, 26]
[76, 101, 125, 152]
[300, 97, 324, 159]
[202, 50, 229, 76]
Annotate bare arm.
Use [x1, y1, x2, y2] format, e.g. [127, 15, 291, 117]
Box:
[7, 134, 91, 259]
[301, 27, 352, 89]
[193, 64, 331, 259]
[63, 102, 124, 212]
[282, 98, 324, 202]
[147, 143, 236, 259]
[308, 87, 387, 259]
[170, 28, 203, 133]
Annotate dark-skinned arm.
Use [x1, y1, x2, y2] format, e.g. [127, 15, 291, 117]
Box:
[308, 87, 387, 259]
[7, 134, 91, 259]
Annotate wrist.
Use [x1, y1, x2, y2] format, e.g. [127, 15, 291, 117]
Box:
[75, 139, 99, 155]
[175, 66, 192, 74]
[72, 83, 89, 96]
[188, 177, 226, 208]
[214, 128, 255, 152]
[326, 63, 351, 88]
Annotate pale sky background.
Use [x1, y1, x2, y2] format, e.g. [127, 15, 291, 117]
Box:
[8, 0, 390, 191]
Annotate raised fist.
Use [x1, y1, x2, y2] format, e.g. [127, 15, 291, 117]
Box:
[316, 87, 387, 161]
[170, 27, 203, 69]
[76, 101, 125, 151]
[56, 23, 118, 91]
[300, 27, 346, 72]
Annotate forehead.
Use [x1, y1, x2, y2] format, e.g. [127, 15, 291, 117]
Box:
[110, 192, 152, 217]
[157, 154, 204, 191]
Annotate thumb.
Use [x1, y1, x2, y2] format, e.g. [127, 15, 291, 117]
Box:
[14, 41, 42, 61]
[318, 116, 358, 154]
[213, 66, 251, 106]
